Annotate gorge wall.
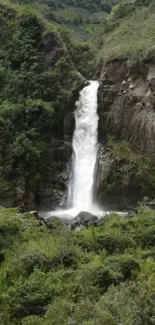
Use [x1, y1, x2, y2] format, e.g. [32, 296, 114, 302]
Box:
[99, 60, 155, 157]
[98, 60, 155, 208]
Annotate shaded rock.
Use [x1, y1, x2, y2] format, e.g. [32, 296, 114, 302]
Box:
[75, 225, 86, 232]
[99, 60, 155, 158]
[18, 205, 25, 213]
[146, 198, 155, 209]
[140, 196, 150, 205]
[76, 211, 99, 227]
[29, 211, 40, 219]
[59, 216, 81, 229]
[44, 217, 64, 230]
[99, 214, 110, 225]
[126, 210, 137, 218]
[88, 220, 99, 227]
[137, 196, 155, 209]
[29, 211, 45, 224]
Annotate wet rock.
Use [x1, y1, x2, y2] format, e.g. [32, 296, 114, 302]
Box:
[99, 60, 155, 158]
[138, 196, 155, 209]
[28, 211, 45, 226]
[99, 214, 110, 224]
[76, 211, 99, 227]
[146, 198, 155, 209]
[88, 219, 99, 227]
[60, 216, 80, 230]
[29, 211, 40, 218]
[126, 210, 137, 218]
[75, 225, 86, 232]
[140, 196, 150, 205]
[18, 204, 25, 213]
[45, 217, 64, 230]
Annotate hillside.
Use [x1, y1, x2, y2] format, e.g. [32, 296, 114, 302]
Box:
[9, 0, 126, 40]
[0, 1, 88, 209]
[98, 0, 155, 63]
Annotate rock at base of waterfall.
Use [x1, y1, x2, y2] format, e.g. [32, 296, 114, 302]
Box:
[138, 197, 155, 210]
[126, 210, 137, 218]
[75, 225, 86, 232]
[45, 217, 64, 230]
[75, 211, 99, 227]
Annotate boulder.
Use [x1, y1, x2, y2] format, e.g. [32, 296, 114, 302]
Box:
[99, 214, 110, 225]
[18, 205, 25, 213]
[75, 225, 86, 232]
[44, 217, 64, 230]
[145, 198, 155, 210]
[75, 211, 99, 227]
[126, 210, 137, 218]
[138, 197, 155, 209]
[29, 211, 40, 219]
[59, 216, 81, 230]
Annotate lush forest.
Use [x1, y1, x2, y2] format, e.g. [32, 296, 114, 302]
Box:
[97, 0, 155, 62]
[0, 1, 94, 208]
[9, 0, 129, 39]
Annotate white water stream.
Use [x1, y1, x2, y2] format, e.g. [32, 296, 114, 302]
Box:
[44, 81, 102, 219]
[43, 80, 127, 219]
[68, 80, 99, 212]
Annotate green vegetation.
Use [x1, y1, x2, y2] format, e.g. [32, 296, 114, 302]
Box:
[0, 2, 86, 206]
[9, 0, 128, 40]
[102, 138, 155, 195]
[98, 0, 155, 62]
[1, 207, 155, 324]
[1, 0, 155, 323]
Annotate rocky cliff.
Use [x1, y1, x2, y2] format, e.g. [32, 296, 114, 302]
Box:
[99, 60, 155, 157]
[98, 60, 155, 208]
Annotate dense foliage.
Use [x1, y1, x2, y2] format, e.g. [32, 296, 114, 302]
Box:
[1, 0, 155, 324]
[98, 0, 155, 62]
[104, 138, 155, 195]
[0, 2, 85, 206]
[1, 208, 155, 324]
[9, 0, 127, 40]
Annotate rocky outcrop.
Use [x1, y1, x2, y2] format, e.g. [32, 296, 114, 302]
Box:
[97, 60, 155, 205]
[38, 139, 72, 210]
[99, 60, 155, 158]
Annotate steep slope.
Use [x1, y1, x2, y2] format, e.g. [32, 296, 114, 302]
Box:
[9, 0, 126, 40]
[0, 1, 84, 209]
[98, 0, 155, 63]
[97, 0, 155, 203]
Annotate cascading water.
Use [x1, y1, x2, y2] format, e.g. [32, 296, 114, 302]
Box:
[43, 80, 126, 219]
[45, 80, 102, 219]
[68, 80, 100, 213]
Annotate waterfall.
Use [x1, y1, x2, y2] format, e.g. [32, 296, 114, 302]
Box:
[68, 80, 99, 212]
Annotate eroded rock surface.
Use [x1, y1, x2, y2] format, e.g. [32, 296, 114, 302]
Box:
[98, 60, 155, 204]
[99, 60, 155, 158]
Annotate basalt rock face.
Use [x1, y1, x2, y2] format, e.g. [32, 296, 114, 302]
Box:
[98, 60, 155, 157]
[98, 60, 155, 205]
[38, 139, 72, 210]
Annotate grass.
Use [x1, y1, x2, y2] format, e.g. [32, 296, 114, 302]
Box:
[98, 5, 155, 63]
